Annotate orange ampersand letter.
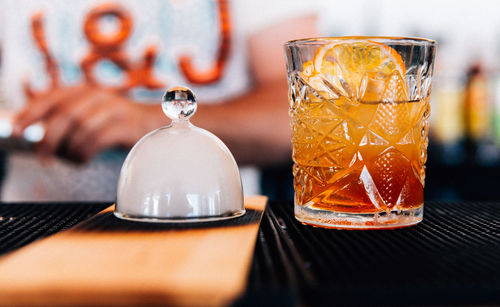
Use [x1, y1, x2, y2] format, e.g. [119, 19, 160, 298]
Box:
[81, 3, 132, 85]
[81, 3, 164, 91]
[178, 0, 232, 85]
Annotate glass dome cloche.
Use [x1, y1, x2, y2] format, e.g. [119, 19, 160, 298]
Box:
[114, 87, 245, 222]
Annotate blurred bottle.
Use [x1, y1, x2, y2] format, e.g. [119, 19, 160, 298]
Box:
[429, 35, 466, 166]
[464, 64, 490, 141]
[431, 72, 466, 165]
[463, 63, 498, 165]
[491, 36, 500, 149]
[491, 71, 500, 146]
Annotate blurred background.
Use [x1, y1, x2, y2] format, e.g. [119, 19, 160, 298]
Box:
[311, 0, 500, 201]
[214, 0, 500, 201]
[1, 0, 499, 201]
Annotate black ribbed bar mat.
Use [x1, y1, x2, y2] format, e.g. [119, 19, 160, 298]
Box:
[73, 209, 262, 232]
[241, 201, 500, 306]
[0, 202, 111, 256]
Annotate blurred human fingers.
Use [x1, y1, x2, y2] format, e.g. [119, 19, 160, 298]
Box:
[72, 123, 123, 163]
[36, 93, 101, 158]
[13, 86, 88, 137]
[65, 101, 116, 161]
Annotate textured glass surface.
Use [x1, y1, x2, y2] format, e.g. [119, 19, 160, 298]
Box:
[285, 37, 436, 229]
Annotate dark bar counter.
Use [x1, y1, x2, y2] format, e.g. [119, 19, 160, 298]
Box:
[2, 200, 500, 306]
[242, 200, 500, 306]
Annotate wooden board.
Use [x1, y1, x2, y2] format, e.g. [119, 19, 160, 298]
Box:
[0, 196, 267, 306]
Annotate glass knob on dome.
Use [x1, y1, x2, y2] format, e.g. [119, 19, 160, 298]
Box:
[162, 86, 197, 121]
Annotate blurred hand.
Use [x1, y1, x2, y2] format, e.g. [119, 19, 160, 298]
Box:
[14, 84, 164, 163]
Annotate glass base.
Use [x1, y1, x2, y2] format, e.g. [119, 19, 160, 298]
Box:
[114, 209, 246, 223]
[295, 203, 423, 229]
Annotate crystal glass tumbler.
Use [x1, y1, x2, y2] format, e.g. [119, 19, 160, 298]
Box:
[284, 37, 436, 229]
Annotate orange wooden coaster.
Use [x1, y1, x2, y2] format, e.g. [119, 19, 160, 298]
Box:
[0, 196, 267, 306]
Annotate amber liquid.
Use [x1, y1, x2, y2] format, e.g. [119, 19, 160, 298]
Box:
[291, 96, 429, 213]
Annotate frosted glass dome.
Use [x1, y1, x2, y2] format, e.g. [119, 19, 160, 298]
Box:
[114, 87, 245, 222]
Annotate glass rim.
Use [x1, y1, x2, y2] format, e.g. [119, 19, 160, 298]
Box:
[285, 36, 437, 47]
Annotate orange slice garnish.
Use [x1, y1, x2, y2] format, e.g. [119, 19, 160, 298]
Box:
[301, 40, 408, 103]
